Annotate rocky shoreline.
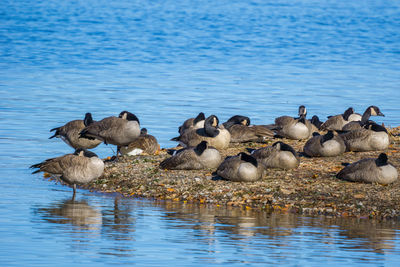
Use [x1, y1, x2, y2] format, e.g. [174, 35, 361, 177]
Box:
[79, 127, 400, 221]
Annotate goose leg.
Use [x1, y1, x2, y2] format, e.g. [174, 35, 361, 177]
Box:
[72, 184, 76, 201]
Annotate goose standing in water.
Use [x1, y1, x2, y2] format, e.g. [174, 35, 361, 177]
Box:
[340, 122, 389, 152]
[120, 128, 160, 156]
[336, 153, 398, 185]
[222, 115, 275, 143]
[341, 106, 384, 131]
[30, 149, 105, 197]
[178, 112, 205, 135]
[171, 115, 231, 150]
[303, 131, 346, 157]
[273, 105, 313, 140]
[49, 113, 102, 150]
[216, 152, 264, 182]
[160, 141, 221, 170]
[79, 111, 141, 157]
[250, 141, 299, 170]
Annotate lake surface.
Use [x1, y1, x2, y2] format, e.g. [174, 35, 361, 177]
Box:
[1, 0, 400, 265]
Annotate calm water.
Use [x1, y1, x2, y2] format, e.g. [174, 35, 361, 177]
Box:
[1, 0, 400, 265]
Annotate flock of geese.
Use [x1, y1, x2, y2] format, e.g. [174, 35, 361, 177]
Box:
[30, 106, 398, 197]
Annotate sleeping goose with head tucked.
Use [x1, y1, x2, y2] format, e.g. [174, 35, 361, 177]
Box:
[216, 152, 264, 182]
[250, 141, 299, 170]
[303, 130, 346, 157]
[178, 112, 205, 135]
[49, 113, 102, 150]
[160, 141, 221, 170]
[340, 122, 389, 152]
[80, 111, 141, 157]
[337, 153, 398, 185]
[320, 107, 359, 131]
[222, 115, 275, 143]
[171, 115, 231, 150]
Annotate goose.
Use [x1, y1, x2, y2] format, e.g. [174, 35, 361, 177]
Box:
[160, 141, 221, 170]
[222, 115, 275, 143]
[178, 112, 205, 135]
[340, 122, 389, 152]
[342, 106, 384, 131]
[79, 111, 141, 157]
[303, 131, 346, 157]
[251, 141, 299, 169]
[216, 152, 264, 182]
[120, 128, 160, 156]
[320, 107, 358, 131]
[49, 113, 102, 150]
[309, 115, 323, 133]
[336, 153, 398, 185]
[30, 149, 104, 196]
[171, 115, 231, 150]
[274, 105, 313, 140]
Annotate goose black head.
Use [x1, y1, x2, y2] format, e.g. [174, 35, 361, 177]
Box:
[273, 141, 297, 156]
[321, 130, 334, 144]
[343, 107, 354, 120]
[310, 115, 323, 129]
[194, 141, 208, 156]
[140, 128, 148, 135]
[364, 122, 387, 133]
[119, 111, 140, 124]
[376, 153, 388, 167]
[194, 112, 206, 124]
[223, 115, 251, 129]
[239, 152, 258, 167]
[204, 115, 220, 137]
[298, 105, 307, 117]
[74, 148, 98, 158]
[83, 113, 94, 126]
[368, 106, 384, 117]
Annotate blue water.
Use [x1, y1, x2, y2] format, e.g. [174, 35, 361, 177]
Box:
[1, 0, 400, 265]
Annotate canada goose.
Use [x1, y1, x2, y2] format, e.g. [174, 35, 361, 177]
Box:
[178, 112, 205, 135]
[274, 105, 313, 140]
[120, 128, 160, 156]
[309, 115, 323, 133]
[49, 113, 102, 150]
[303, 131, 346, 157]
[216, 152, 264, 182]
[222, 115, 274, 143]
[160, 141, 221, 170]
[320, 107, 358, 131]
[340, 122, 389, 152]
[30, 149, 104, 196]
[80, 111, 141, 157]
[251, 141, 299, 169]
[337, 153, 398, 185]
[171, 115, 231, 150]
[342, 106, 385, 131]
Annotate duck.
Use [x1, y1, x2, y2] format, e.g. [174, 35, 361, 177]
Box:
[222, 115, 275, 143]
[79, 111, 141, 157]
[178, 112, 205, 135]
[160, 141, 221, 170]
[320, 107, 359, 131]
[250, 141, 299, 169]
[49, 113, 102, 150]
[340, 122, 390, 152]
[273, 105, 313, 140]
[30, 149, 105, 196]
[341, 106, 385, 131]
[336, 153, 398, 185]
[120, 128, 160, 156]
[303, 131, 346, 157]
[171, 115, 231, 150]
[216, 152, 264, 182]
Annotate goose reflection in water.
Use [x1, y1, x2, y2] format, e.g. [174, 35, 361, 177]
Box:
[157, 201, 397, 254]
[34, 197, 102, 231]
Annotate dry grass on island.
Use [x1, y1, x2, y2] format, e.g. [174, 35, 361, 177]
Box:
[80, 126, 400, 221]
